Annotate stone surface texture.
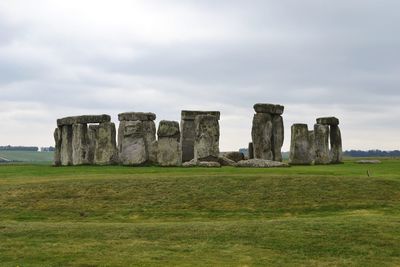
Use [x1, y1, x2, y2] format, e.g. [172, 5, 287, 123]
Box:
[157, 120, 181, 166]
[251, 113, 273, 160]
[253, 103, 284, 115]
[221, 151, 244, 162]
[314, 124, 330, 165]
[53, 128, 62, 166]
[330, 125, 343, 164]
[289, 124, 313, 165]
[194, 115, 220, 162]
[57, 114, 111, 126]
[316, 117, 339, 126]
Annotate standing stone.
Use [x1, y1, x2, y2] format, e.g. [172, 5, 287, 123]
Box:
[119, 120, 147, 165]
[289, 124, 313, 165]
[118, 112, 157, 165]
[330, 125, 343, 164]
[194, 115, 220, 162]
[72, 123, 89, 165]
[308, 130, 315, 162]
[88, 122, 118, 165]
[157, 120, 181, 166]
[180, 111, 220, 163]
[142, 120, 158, 163]
[272, 115, 284, 162]
[248, 142, 254, 159]
[314, 124, 330, 165]
[60, 125, 73, 166]
[54, 128, 62, 166]
[251, 113, 273, 160]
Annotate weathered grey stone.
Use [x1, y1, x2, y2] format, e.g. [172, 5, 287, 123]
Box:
[236, 159, 289, 168]
[119, 121, 147, 165]
[272, 115, 284, 162]
[118, 112, 156, 122]
[251, 113, 273, 160]
[60, 125, 73, 166]
[180, 110, 220, 162]
[157, 120, 180, 138]
[88, 122, 118, 165]
[53, 128, 61, 166]
[72, 123, 89, 165]
[357, 160, 381, 164]
[198, 161, 221, 167]
[143, 120, 157, 163]
[57, 114, 111, 126]
[248, 142, 254, 159]
[222, 151, 244, 162]
[194, 115, 220, 162]
[308, 130, 315, 161]
[218, 156, 237, 166]
[253, 103, 284, 115]
[182, 159, 198, 167]
[289, 124, 313, 165]
[316, 117, 339, 126]
[181, 110, 220, 120]
[330, 125, 343, 164]
[314, 124, 330, 165]
[157, 120, 181, 166]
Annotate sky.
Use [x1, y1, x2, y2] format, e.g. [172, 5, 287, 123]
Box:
[0, 0, 399, 151]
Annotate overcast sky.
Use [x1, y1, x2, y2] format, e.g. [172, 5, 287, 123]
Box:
[0, 0, 399, 151]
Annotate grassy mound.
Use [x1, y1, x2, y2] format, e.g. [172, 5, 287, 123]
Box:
[0, 159, 399, 266]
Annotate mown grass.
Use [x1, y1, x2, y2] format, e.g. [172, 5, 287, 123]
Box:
[0, 151, 53, 163]
[0, 159, 399, 266]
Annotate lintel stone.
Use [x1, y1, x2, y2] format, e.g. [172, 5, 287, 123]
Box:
[57, 114, 111, 126]
[118, 112, 156, 122]
[253, 103, 284, 115]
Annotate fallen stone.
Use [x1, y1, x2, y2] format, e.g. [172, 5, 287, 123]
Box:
[221, 151, 244, 162]
[118, 112, 156, 122]
[194, 115, 220, 162]
[182, 159, 198, 167]
[57, 114, 111, 126]
[357, 160, 381, 164]
[251, 113, 273, 160]
[253, 103, 284, 115]
[236, 159, 289, 168]
[198, 161, 221, 167]
[316, 117, 339, 126]
[218, 156, 237, 166]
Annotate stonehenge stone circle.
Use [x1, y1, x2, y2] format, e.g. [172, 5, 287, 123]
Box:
[222, 151, 245, 162]
[157, 120, 181, 166]
[194, 114, 220, 162]
[289, 124, 313, 165]
[180, 110, 220, 163]
[54, 115, 117, 166]
[289, 117, 343, 165]
[251, 103, 284, 162]
[118, 112, 157, 165]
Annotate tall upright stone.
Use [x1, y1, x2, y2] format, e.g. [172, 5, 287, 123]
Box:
[118, 112, 156, 165]
[316, 117, 343, 164]
[180, 110, 220, 162]
[53, 128, 62, 166]
[251, 113, 273, 160]
[194, 115, 220, 162]
[72, 123, 89, 165]
[251, 103, 284, 161]
[157, 120, 181, 166]
[248, 142, 254, 159]
[330, 125, 343, 163]
[314, 124, 330, 165]
[88, 122, 118, 165]
[308, 130, 315, 162]
[60, 125, 73, 166]
[289, 124, 313, 165]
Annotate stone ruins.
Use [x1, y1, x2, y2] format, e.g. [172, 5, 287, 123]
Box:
[54, 115, 118, 166]
[251, 103, 284, 162]
[54, 105, 342, 167]
[289, 117, 343, 165]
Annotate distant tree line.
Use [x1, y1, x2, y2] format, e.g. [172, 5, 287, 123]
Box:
[0, 145, 38, 151]
[40, 147, 55, 152]
[344, 150, 400, 157]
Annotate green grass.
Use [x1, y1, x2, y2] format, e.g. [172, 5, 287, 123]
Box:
[0, 150, 53, 163]
[0, 159, 400, 266]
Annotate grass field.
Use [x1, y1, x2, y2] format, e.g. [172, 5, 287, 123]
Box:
[0, 159, 399, 266]
[0, 151, 53, 163]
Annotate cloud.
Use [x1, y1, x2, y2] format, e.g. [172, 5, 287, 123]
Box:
[0, 0, 399, 150]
